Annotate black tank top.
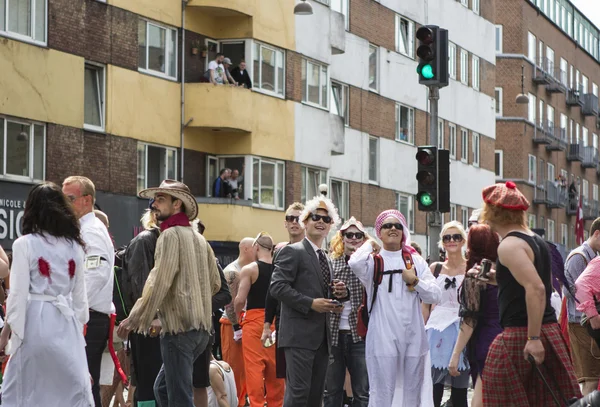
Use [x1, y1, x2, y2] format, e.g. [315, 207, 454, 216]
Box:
[246, 261, 273, 310]
[496, 231, 557, 328]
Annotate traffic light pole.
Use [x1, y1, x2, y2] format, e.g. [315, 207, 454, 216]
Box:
[428, 86, 442, 263]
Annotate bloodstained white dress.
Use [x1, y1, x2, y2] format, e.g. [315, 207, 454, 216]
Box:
[349, 242, 442, 407]
[2, 234, 93, 407]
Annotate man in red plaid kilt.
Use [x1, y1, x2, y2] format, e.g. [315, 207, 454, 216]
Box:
[479, 182, 581, 406]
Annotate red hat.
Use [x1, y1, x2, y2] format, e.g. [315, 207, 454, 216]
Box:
[482, 181, 530, 211]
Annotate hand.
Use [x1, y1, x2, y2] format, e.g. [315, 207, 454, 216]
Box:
[331, 280, 347, 298]
[0, 330, 8, 354]
[149, 319, 161, 337]
[117, 318, 133, 339]
[311, 298, 343, 313]
[467, 266, 497, 285]
[368, 239, 381, 255]
[401, 268, 417, 285]
[448, 353, 460, 377]
[523, 339, 545, 364]
[590, 315, 600, 330]
[234, 328, 243, 342]
[261, 328, 270, 346]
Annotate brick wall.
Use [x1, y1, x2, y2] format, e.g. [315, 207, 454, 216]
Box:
[285, 161, 302, 208]
[184, 31, 210, 83]
[46, 124, 137, 195]
[48, 0, 137, 70]
[349, 0, 395, 51]
[286, 51, 303, 103]
[349, 181, 396, 227]
[348, 86, 396, 139]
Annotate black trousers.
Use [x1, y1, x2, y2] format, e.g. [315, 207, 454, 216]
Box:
[283, 341, 329, 407]
[85, 311, 110, 407]
[129, 332, 163, 403]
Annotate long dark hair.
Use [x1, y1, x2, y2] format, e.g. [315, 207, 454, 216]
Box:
[22, 182, 86, 248]
[466, 224, 500, 271]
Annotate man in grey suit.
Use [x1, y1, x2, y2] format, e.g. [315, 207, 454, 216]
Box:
[270, 197, 349, 407]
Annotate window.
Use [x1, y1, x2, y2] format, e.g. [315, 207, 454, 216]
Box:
[253, 157, 285, 209]
[594, 83, 599, 97]
[547, 162, 555, 183]
[495, 88, 503, 116]
[369, 137, 379, 183]
[560, 58, 568, 85]
[302, 59, 328, 109]
[330, 179, 349, 221]
[206, 156, 218, 196]
[527, 32, 536, 62]
[472, 133, 480, 167]
[438, 119, 444, 149]
[395, 15, 414, 58]
[137, 143, 177, 192]
[547, 105, 554, 131]
[460, 0, 468, 6]
[582, 179, 589, 204]
[495, 150, 503, 178]
[0, 117, 45, 182]
[582, 127, 588, 146]
[396, 193, 414, 231]
[594, 184, 599, 202]
[301, 166, 327, 203]
[538, 99, 544, 128]
[528, 154, 536, 184]
[538, 40, 544, 67]
[395, 104, 414, 144]
[449, 124, 457, 159]
[546, 46, 554, 75]
[138, 20, 178, 79]
[84, 63, 105, 131]
[448, 43, 456, 79]
[461, 208, 469, 228]
[560, 113, 567, 139]
[561, 223, 568, 247]
[0, 0, 46, 44]
[450, 204, 457, 221]
[528, 93, 536, 123]
[473, 0, 480, 14]
[528, 214, 537, 229]
[330, 81, 349, 126]
[495, 25, 503, 53]
[331, 0, 349, 30]
[547, 219, 555, 243]
[472, 56, 480, 90]
[461, 128, 468, 163]
[369, 44, 378, 91]
[460, 50, 469, 85]
[253, 42, 285, 97]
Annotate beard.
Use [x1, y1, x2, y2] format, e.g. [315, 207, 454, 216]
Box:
[154, 210, 171, 221]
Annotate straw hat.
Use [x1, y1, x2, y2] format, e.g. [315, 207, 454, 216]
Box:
[139, 179, 198, 220]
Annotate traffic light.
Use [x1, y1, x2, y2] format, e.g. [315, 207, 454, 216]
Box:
[416, 25, 449, 88]
[415, 146, 450, 212]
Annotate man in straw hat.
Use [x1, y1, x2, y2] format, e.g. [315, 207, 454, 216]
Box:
[478, 181, 580, 406]
[348, 209, 441, 407]
[270, 196, 349, 407]
[117, 179, 221, 407]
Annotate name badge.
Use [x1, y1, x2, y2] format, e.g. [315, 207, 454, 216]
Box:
[86, 256, 101, 269]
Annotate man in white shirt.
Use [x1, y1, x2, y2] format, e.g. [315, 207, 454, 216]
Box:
[208, 53, 229, 85]
[63, 176, 115, 407]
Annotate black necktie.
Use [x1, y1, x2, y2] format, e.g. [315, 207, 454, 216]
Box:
[444, 277, 457, 290]
[317, 250, 331, 290]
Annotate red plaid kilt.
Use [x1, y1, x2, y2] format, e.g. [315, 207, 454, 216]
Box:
[482, 323, 581, 407]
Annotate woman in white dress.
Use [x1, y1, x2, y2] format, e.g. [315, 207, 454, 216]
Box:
[0, 182, 93, 407]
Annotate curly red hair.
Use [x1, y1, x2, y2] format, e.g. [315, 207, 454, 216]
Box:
[466, 224, 500, 272]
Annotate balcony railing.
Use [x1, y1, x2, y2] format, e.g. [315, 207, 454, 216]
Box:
[582, 93, 600, 116]
[566, 196, 578, 216]
[533, 58, 552, 84]
[566, 86, 584, 107]
[534, 180, 568, 208]
[582, 145, 599, 168]
[546, 127, 567, 151]
[583, 200, 600, 220]
[533, 121, 553, 144]
[546, 69, 567, 93]
[567, 140, 584, 162]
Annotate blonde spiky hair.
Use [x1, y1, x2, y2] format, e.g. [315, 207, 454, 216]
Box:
[299, 196, 341, 229]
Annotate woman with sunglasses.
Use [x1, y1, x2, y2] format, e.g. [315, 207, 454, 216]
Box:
[448, 224, 501, 407]
[324, 217, 371, 407]
[424, 221, 469, 407]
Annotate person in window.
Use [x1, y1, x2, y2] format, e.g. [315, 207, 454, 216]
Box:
[212, 169, 232, 198]
[230, 60, 253, 89]
[222, 58, 237, 86]
[208, 54, 229, 85]
[229, 167, 244, 200]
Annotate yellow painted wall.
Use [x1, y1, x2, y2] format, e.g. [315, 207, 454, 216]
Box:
[110, 0, 181, 27]
[0, 38, 83, 127]
[184, 84, 294, 161]
[186, 0, 295, 51]
[199, 203, 287, 243]
[106, 66, 181, 147]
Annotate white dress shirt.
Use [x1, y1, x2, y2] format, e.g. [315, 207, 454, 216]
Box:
[80, 212, 115, 315]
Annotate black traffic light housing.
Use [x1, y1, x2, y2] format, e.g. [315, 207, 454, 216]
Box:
[415, 146, 450, 212]
[416, 25, 449, 88]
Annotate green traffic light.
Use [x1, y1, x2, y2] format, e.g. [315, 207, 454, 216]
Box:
[421, 64, 434, 79]
[420, 193, 434, 207]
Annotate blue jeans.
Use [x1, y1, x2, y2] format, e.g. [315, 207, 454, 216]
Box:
[154, 329, 210, 407]
[324, 332, 369, 407]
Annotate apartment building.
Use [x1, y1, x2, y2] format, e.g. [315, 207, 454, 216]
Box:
[495, 0, 600, 256]
[0, 0, 495, 260]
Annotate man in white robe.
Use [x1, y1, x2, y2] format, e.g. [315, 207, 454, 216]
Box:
[348, 209, 441, 407]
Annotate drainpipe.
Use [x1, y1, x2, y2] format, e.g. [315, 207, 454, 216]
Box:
[181, 0, 188, 183]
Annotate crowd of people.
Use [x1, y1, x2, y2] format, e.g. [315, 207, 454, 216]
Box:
[2, 177, 600, 407]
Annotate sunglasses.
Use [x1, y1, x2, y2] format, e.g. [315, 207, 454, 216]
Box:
[442, 234, 464, 243]
[285, 215, 300, 223]
[309, 214, 332, 224]
[381, 223, 403, 231]
[344, 232, 365, 240]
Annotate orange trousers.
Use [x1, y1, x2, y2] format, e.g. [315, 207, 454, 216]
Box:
[220, 317, 248, 407]
[241, 309, 285, 407]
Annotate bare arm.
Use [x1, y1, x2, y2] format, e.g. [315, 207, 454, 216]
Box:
[209, 364, 230, 407]
[498, 237, 546, 338]
[453, 321, 475, 359]
[0, 246, 8, 279]
[234, 263, 257, 317]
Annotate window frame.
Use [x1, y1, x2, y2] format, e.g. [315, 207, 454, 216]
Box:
[330, 80, 349, 126]
[438, 119, 444, 149]
[495, 150, 503, 178]
[528, 93, 536, 123]
[0, 0, 47, 46]
[495, 87, 503, 116]
[460, 128, 468, 163]
[330, 178, 350, 222]
[449, 124, 457, 159]
[301, 165, 327, 204]
[302, 58, 329, 110]
[395, 15, 414, 59]
[448, 43, 457, 80]
[472, 132, 480, 167]
[0, 115, 46, 183]
[528, 214, 537, 229]
[136, 142, 178, 192]
[368, 136, 379, 184]
[252, 41, 286, 98]
[561, 223, 568, 247]
[138, 19, 178, 81]
[396, 192, 414, 232]
[460, 49, 469, 85]
[527, 32, 537, 63]
[472, 55, 480, 90]
[83, 62, 106, 132]
[450, 204, 457, 221]
[473, 0, 480, 14]
[528, 154, 536, 185]
[331, 0, 349, 31]
[495, 25, 503, 53]
[368, 44, 379, 92]
[252, 156, 286, 210]
[547, 219, 555, 243]
[461, 208, 469, 228]
[395, 103, 415, 145]
[460, 0, 468, 7]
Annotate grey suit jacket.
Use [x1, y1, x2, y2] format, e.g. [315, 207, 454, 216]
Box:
[269, 239, 333, 351]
